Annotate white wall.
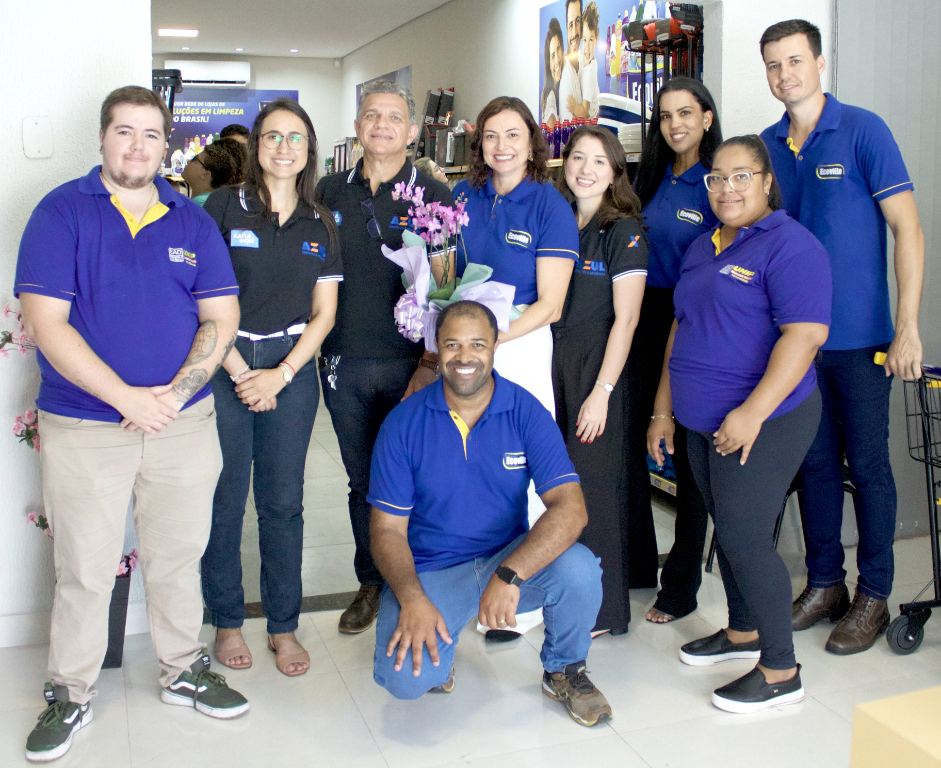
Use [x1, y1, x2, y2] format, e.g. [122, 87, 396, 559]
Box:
[340, 0, 546, 136]
[155, 54, 344, 168]
[702, 0, 834, 137]
[0, 0, 153, 646]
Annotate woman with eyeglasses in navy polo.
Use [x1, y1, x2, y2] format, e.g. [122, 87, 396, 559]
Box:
[648, 135, 830, 713]
[201, 99, 343, 677]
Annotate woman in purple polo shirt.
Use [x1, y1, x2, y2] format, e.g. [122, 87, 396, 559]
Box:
[648, 135, 831, 713]
[629, 76, 721, 611]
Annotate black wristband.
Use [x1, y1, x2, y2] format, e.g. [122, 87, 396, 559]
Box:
[494, 565, 524, 587]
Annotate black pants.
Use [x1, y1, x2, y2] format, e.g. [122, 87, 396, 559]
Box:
[553, 321, 630, 634]
[624, 287, 709, 602]
[320, 355, 418, 586]
[686, 389, 821, 670]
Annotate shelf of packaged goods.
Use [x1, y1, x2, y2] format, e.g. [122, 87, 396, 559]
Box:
[442, 166, 468, 174]
[649, 472, 677, 496]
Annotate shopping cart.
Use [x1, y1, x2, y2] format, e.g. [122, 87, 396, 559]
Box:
[887, 365, 941, 654]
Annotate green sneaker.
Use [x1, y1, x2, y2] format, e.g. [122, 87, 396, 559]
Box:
[25, 683, 93, 763]
[161, 654, 249, 719]
[542, 662, 612, 727]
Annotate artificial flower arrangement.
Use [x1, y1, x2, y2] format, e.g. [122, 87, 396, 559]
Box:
[26, 512, 139, 577]
[0, 303, 36, 358]
[384, 183, 518, 352]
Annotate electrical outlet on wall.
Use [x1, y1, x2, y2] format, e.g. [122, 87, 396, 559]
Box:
[22, 117, 54, 159]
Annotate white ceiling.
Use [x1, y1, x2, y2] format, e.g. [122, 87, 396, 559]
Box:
[152, 0, 455, 60]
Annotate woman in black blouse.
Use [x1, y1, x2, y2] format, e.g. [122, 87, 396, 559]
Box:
[552, 125, 648, 635]
[201, 99, 343, 676]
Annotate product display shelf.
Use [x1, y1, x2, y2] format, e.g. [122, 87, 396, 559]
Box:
[650, 470, 677, 496]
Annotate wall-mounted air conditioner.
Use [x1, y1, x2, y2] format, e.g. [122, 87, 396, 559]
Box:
[163, 60, 251, 88]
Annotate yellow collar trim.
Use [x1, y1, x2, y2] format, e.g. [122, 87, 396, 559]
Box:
[786, 137, 800, 156]
[711, 228, 723, 255]
[449, 410, 471, 460]
[110, 193, 169, 238]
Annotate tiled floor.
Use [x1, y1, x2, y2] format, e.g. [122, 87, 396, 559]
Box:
[4, 402, 941, 767]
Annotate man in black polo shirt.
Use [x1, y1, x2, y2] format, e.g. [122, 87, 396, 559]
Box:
[315, 80, 453, 634]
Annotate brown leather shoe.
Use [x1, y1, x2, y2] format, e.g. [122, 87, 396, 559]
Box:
[825, 590, 890, 655]
[338, 584, 382, 634]
[792, 582, 850, 631]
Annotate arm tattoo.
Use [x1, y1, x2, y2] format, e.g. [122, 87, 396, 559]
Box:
[170, 368, 209, 403]
[182, 321, 218, 366]
[210, 332, 238, 379]
[75, 380, 102, 400]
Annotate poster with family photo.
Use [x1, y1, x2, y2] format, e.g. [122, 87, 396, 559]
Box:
[538, 0, 669, 128]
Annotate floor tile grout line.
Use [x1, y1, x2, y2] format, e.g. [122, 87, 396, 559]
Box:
[334, 665, 394, 768]
[610, 725, 658, 768]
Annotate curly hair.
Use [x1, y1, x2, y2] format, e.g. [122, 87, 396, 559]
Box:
[557, 125, 642, 229]
[197, 138, 246, 189]
[467, 97, 550, 188]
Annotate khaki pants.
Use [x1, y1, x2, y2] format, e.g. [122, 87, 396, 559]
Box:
[39, 396, 222, 704]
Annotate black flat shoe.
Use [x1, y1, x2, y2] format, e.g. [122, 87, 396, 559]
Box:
[679, 629, 761, 666]
[712, 664, 804, 714]
[485, 629, 522, 643]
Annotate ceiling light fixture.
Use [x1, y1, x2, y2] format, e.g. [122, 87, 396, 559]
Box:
[290, 48, 298, 53]
[235, 47, 243, 51]
[181, 46, 190, 50]
[158, 29, 199, 37]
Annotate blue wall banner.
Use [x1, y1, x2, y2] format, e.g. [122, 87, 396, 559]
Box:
[538, 1, 669, 126]
[167, 87, 299, 161]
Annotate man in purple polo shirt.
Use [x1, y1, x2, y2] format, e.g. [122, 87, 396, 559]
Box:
[15, 86, 247, 763]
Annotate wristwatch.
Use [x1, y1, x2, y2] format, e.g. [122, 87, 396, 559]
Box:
[278, 362, 294, 384]
[595, 379, 614, 393]
[494, 565, 524, 587]
[418, 356, 440, 376]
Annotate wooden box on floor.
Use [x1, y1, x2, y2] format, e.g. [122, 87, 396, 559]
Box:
[850, 685, 941, 767]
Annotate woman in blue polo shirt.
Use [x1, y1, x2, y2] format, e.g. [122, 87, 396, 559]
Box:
[553, 125, 648, 635]
[648, 135, 830, 712]
[201, 99, 343, 676]
[628, 77, 721, 611]
[454, 95, 578, 640]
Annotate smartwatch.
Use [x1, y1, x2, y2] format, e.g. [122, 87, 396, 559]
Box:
[494, 565, 524, 587]
[595, 379, 614, 393]
[278, 362, 294, 384]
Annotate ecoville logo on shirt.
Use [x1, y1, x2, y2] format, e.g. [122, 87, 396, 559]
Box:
[505, 230, 532, 247]
[503, 452, 528, 470]
[302, 242, 326, 261]
[676, 208, 704, 225]
[816, 164, 845, 180]
[168, 248, 197, 267]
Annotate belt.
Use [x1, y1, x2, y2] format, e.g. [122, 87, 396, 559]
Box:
[237, 323, 307, 342]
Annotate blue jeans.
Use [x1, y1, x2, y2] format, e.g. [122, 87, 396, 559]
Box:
[373, 535, 603, 699]
[319, 355, 418, 586]
[201, 334, 319, 635]
[799, 345, 896, 599]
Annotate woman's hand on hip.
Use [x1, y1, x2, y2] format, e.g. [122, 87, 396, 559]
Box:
[713, 406, 763, 465]
[575, 387, 609, 443]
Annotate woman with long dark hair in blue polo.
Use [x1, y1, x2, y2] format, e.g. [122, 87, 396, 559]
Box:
[627, 77, 720, 615]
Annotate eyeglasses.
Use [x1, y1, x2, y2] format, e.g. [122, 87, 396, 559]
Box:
[261, 132, 308, 150]
[189, 156, 204, 170]
[361, 198, 381, 239]
[703, 171, 764, 193]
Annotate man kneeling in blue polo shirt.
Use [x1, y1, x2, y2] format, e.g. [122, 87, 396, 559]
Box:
[367, 301, 610, 726]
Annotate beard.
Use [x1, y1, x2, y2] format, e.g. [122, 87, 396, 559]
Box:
[106, 167, 158, 189]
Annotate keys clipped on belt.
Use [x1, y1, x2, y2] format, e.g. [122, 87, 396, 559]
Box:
[326, 355, 340, 390]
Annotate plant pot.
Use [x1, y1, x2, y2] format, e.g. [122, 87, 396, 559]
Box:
[102, 573, 131, 669]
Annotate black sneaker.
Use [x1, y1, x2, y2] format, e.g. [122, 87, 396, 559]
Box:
[712, 664, 804, 713]
[161, 654, 249, 719]
[25, 683, 93, 763]
[542, 662, 612, 727]
[679, 629, 761, 667]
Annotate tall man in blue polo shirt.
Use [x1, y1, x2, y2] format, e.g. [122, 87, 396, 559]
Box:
[759, 20, 925, 655]
[15, 86, 247, 763]
[367, 301, 611, 727]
